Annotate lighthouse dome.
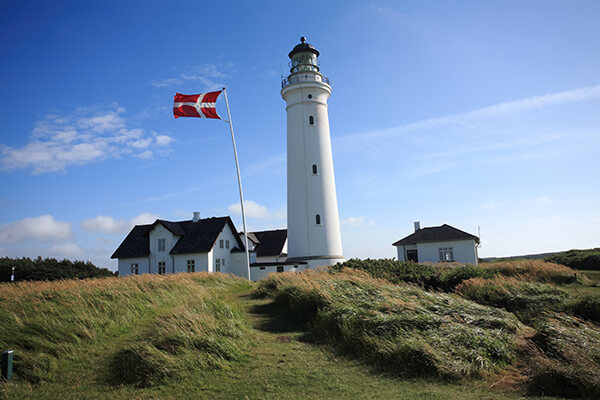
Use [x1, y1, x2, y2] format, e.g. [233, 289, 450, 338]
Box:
[288, 36, 320, 58]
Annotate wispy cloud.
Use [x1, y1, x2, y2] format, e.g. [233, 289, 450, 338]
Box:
[0, 104, 175, 174]
[151, 64, 228, 90]
[0, 215, 72, 243]
[339, 84, 600, 143]
[81, 212, 160, 234]
[228, 200, 285, 219]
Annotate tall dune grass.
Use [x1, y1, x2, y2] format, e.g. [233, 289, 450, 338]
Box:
[0, 273, 251, 384]
[480, 260, 577, 284]
[256, 268, 521, 379]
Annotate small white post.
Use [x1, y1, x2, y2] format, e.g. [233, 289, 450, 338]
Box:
[222, 88, 251, 280]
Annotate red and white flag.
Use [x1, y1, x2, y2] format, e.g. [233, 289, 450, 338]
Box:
[173, 91, 222, 119]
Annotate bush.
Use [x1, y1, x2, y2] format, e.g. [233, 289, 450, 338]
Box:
[331, 258, 442, 289]
[256, 269, 520, 380]
[439, 265, 494, 291]
[545, 248, 600, 271]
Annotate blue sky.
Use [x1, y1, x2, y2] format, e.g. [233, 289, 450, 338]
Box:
[1, 0, 599, 270]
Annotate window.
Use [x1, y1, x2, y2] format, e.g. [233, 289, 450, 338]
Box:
[307, 94, 312, 99]
[312, 164, 318, 175]
[277, 266, 284, 273]
[260, 266, 266, 270]
[294, 265, 298, 269]
[226, 240, 230, 249]
[222, 258, 226, 268]
[315, 214, 321, 225]
[438, 247, 455, 262]
[131, 263, 139, 275]
[158, 261, 166, 275]
[215, 258, 221, 272]
[309, 115, 314, 125]
[187, 259, 195, 273]
[158, 238, 166, 252]
[219, 239, 224, 248]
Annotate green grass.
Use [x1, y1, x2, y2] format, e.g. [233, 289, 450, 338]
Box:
[0, 269, 596, 399]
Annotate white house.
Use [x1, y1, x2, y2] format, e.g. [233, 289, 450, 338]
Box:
[112, 213, 304, 280]
[241, 229, 305, 280]
[392, 222, 480, 265]
[112, 213, 252, 278]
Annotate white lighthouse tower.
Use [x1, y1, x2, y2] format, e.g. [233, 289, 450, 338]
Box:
[281, 37, 344, 269]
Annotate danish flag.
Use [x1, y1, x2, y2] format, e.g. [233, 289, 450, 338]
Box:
[173, 91, 222, 119]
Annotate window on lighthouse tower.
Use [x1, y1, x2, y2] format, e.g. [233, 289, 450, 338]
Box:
[315, 214, 321, 225]
[309, 115, 314, 125]
[312, 164, 318, 175]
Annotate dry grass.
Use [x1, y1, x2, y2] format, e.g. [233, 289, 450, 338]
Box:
[480, 260, 577, 284]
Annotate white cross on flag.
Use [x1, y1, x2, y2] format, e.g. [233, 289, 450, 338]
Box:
[173, 91, 222, 119]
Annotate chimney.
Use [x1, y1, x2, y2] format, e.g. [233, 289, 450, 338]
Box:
[414, 221, 421, 232]
[193, 212, 200, 222]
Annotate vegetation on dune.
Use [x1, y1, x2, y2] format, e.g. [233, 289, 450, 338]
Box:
[0, 256, 114, 282]
[455, 277, 569, 323]
[528, 313, 600, 398]
[256, 268, 521, 380]
[0, 273, 251, 385]
[545, 248, 600, 271]
[480, 259, 578, 284]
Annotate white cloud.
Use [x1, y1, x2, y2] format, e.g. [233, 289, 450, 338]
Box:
[82, 212, 160, 235]
[131, 212, 160, 226]
[339, 84, 600, 144]
[228, 200, 285, 219]
[49, 242, 84, 257]
[341, 216, 375, 228]
[0, 215, 72, 243]
[151, 64, 227, 90]
[0, 104, 175, 174]
[536, 196, 551, 203]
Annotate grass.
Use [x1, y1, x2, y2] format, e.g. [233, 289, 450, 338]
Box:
[480, 260, 578, 284]
[1, 267, 597, 399]
[256, 268, 521, 379]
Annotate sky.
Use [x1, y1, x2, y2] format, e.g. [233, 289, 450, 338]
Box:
[1, 0, 599, 270]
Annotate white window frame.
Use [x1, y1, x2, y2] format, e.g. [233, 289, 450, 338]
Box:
[219, 239, 224, 248]
[226, 239, 230, 249]
[187, 259, 195, 273]
[158, 261, 166, 275]
[215, 258, 221, 272]
[131, 263, 139, 275]
[438, 247, 455, 262]
[158, 238, 166, 252]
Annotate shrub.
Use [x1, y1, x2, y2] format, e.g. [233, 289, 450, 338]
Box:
[439, 265, 494, 291]
[545, 248, 600, 270]
[256, 269, 520, 380]
[331, 258, 442, 288]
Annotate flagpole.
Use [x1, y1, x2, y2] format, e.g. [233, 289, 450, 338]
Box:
[222, 87, 251, 280]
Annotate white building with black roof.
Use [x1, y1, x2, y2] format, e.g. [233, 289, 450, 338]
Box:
[392, 222, 480, 265]
[112, 213, 249, 278]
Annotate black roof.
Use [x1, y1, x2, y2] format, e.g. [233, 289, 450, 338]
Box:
[111, 216, 244, 259]
[289, 36, 319, 59]
[392, 224, 480, 246]
[251, 229, 287, 257]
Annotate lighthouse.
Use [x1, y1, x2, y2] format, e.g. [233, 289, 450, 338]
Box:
[281, 37, 344, 269]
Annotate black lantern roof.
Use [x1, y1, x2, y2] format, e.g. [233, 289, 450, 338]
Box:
[288, 36, 320, 59]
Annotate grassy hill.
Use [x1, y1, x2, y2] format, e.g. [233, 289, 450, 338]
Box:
[1, 261, 599, 399]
